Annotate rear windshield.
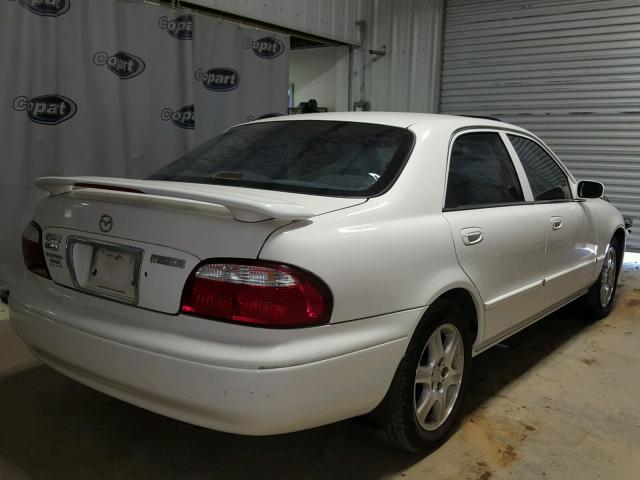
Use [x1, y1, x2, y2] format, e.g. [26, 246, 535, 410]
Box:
[148, 120, 414, 197]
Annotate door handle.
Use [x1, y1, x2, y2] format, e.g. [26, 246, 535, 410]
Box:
[461, 227, 484, 246]
[550, 217, 563, 230]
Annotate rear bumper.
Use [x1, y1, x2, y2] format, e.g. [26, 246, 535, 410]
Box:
[9, 275, 423, 435]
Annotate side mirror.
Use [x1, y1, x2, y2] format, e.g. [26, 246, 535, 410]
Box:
[577, 180, 604, 199]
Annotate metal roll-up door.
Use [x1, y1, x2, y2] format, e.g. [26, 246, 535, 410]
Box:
[440, 0, 640, 251]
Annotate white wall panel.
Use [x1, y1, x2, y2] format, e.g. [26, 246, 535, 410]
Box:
[289, 46, 350, 111]
[355, 0, 444, 112]
[186, 0, 365, 45]
[441, 0, 640, 251]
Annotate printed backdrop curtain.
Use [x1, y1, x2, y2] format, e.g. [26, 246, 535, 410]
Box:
[0, 0, 289, 288]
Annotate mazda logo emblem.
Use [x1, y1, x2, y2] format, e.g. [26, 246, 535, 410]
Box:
[99, 214, 113, 233]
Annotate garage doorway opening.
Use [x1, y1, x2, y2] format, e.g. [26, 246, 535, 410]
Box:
[289, 36, 350, 113]
[158, 1, 354, 114]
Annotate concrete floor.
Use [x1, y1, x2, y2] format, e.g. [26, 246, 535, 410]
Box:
[1, 257, 639, 480]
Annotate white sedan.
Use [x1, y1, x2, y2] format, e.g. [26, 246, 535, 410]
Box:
[10, 113, 626, 452]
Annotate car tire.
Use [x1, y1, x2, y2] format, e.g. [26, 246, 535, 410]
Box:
[373, 298, 472, 453]
[582, 236, 621, 320]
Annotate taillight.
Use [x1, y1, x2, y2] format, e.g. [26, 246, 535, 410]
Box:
[22, 221, 50, 279]
[180, 260, 332, 328]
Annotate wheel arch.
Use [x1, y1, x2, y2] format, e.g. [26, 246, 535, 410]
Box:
[366, 283, 482, 432]
[421, 280, 484, 349]
[437, 288, 480, 346]
[612, 227, 626, 273]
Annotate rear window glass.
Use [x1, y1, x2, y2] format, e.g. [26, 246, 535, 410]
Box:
[149, 120, 414, 197]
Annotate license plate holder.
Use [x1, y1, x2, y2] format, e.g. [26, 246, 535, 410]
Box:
[67, 238, 143, 304]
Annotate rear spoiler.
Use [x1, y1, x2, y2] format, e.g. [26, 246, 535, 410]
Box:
[35, 176, 316, 222]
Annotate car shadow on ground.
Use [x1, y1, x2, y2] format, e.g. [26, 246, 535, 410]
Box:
[0, 302, 595, 480]
[463, 301, 592, 417]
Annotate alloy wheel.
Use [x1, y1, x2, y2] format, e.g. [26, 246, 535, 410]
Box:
[600, 245, 617, 308]
[414, 323, 464, 431]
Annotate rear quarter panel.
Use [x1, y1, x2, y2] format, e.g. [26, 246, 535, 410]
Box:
[259, 206, 478, 324]
[259, 123, 485, 337]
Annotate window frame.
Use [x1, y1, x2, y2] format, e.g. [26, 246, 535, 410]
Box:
[442, 128, 529, 212]
[505, 131, 576, 204]
[442, 127, 579, 212]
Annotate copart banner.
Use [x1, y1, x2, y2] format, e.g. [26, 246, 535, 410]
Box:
[0, 0, 288, 287]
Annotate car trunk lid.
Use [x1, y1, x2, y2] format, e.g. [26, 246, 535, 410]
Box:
[34, 176, 366, 313]
[36, 176, 367, 222]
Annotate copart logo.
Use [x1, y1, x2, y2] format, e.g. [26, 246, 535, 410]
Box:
[158, 14, 193, 40]
[161, 104, 194, 129]
[93, 51, 146, 80]
[17, 0, 70, 17]
[194, 68, 239, 92]
[243, 37, 284, 59]
[12, 94, 77, 125]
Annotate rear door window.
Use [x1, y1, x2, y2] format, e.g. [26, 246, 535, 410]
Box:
[445, 132, 524, 209]
[508, 135, 571, 201]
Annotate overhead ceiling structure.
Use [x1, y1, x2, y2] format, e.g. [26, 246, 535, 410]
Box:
[183, 0, 365, 45]
[440, 0, 640, 251]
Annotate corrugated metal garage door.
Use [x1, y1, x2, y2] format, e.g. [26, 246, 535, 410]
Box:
[440, 0, 640, 251]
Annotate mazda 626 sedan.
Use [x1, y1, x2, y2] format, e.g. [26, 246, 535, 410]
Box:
[10, 113, 626, 452]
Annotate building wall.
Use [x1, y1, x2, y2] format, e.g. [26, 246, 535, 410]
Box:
[189, 0, 446, 114]
[289, 46, 350, 112]
[186, 0, 365, 45]
[440, 0, 640, 251]
[353, 0, 444, 112]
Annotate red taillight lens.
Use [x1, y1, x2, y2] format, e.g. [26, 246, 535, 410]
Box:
[180, 261, 332, 328]
[22, 221, 50, 279]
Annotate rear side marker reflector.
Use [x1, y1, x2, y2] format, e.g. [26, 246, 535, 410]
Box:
[180, 261, 332, 328]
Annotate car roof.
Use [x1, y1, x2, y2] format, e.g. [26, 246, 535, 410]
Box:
[248, 111, 528, 133]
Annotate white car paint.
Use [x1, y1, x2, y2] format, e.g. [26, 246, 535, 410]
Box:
[9, 112, 625, 435]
